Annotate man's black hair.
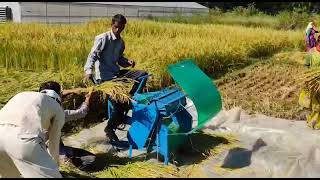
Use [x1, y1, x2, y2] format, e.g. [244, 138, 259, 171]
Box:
[39, 81, 61, 95]
[112, 14, 127, 25]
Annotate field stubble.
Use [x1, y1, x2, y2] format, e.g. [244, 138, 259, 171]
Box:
[216, 51, 308, 119]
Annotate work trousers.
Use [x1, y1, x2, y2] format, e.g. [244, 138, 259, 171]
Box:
[105, 70, 147, 137]
[0, 124, 62, 178]
[92, 70, 148, 141]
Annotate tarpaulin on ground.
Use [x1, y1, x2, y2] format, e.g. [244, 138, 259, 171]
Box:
[202, 108, 320, 178]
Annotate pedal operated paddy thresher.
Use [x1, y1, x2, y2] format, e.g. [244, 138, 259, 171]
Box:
[107, 59, 222, 164]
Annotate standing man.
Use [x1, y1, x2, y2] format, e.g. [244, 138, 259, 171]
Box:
[0, 81, 65, 178]
[84, 14, 146, 85]
[84, 14, 147, 142]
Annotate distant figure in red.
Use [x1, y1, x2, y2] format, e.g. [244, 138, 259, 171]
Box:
[305, 22, 319, 52]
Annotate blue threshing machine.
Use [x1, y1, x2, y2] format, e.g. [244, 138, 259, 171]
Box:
[107, 59, 222, 164]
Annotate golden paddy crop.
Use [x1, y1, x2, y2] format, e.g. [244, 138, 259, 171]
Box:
[0, 19, 303, 89]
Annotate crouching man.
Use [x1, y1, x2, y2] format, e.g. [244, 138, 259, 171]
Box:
[59, 87, 94, 163]
[0, 81, 64, 178]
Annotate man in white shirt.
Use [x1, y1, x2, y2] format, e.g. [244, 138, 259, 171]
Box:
[0, 81, 65, 178]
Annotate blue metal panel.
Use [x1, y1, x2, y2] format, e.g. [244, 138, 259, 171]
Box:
[128, 87, 193, 164]
[127, 102, 158, 150]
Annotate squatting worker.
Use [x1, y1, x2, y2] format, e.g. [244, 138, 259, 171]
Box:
[84, 14, 147, 142]
[59, 88, 94, 160]
[0, 81, 65, 178]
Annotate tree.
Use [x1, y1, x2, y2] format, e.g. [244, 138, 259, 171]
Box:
[197, 2, 320, 14]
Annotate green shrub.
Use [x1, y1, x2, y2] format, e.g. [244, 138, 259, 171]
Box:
[276, 6, 311, 30]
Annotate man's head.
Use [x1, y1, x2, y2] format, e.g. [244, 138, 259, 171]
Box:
[111, 14, 127, 38]
[39, 81, 62, 104]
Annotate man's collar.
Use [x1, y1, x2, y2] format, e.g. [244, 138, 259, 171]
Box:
[110, 30, 118, 40]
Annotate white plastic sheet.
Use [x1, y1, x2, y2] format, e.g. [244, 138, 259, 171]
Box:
[201, 107, 320, 178]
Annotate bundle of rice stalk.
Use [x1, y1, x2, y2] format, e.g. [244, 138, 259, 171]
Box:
[300, 69, 320, 95]
[62, 78, 136, 117]
[95, 78, 136, 104]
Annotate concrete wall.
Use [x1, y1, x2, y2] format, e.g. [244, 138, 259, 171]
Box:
[0, 2, 20, 22]
[17, 2, 208, 24]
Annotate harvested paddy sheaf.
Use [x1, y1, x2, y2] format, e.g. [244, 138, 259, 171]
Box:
[61, 79, 135, 134]
[216, 51, 308, 119]
[300, 68, 320, 96]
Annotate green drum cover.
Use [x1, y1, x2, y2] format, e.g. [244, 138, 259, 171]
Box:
[168, 59, 222, 131]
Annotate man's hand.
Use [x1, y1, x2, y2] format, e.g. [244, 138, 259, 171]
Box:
[84, 73, 92, 81]
[83, 73, 93, 86]
[62, 88, 82, 96]
[59, 155, 68, 164]
[128, 60, 135, 68]
[85, 87, 95, 106]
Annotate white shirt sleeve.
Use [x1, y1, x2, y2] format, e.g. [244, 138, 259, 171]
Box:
[47, 105, 65, 166]
[64, 102, 89, 122]
[84, 36, 104, 75]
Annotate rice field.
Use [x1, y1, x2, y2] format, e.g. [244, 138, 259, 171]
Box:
[0, 18, 304, 90]
[0, 13, 314, 179]
[0, 17, 310, 119]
